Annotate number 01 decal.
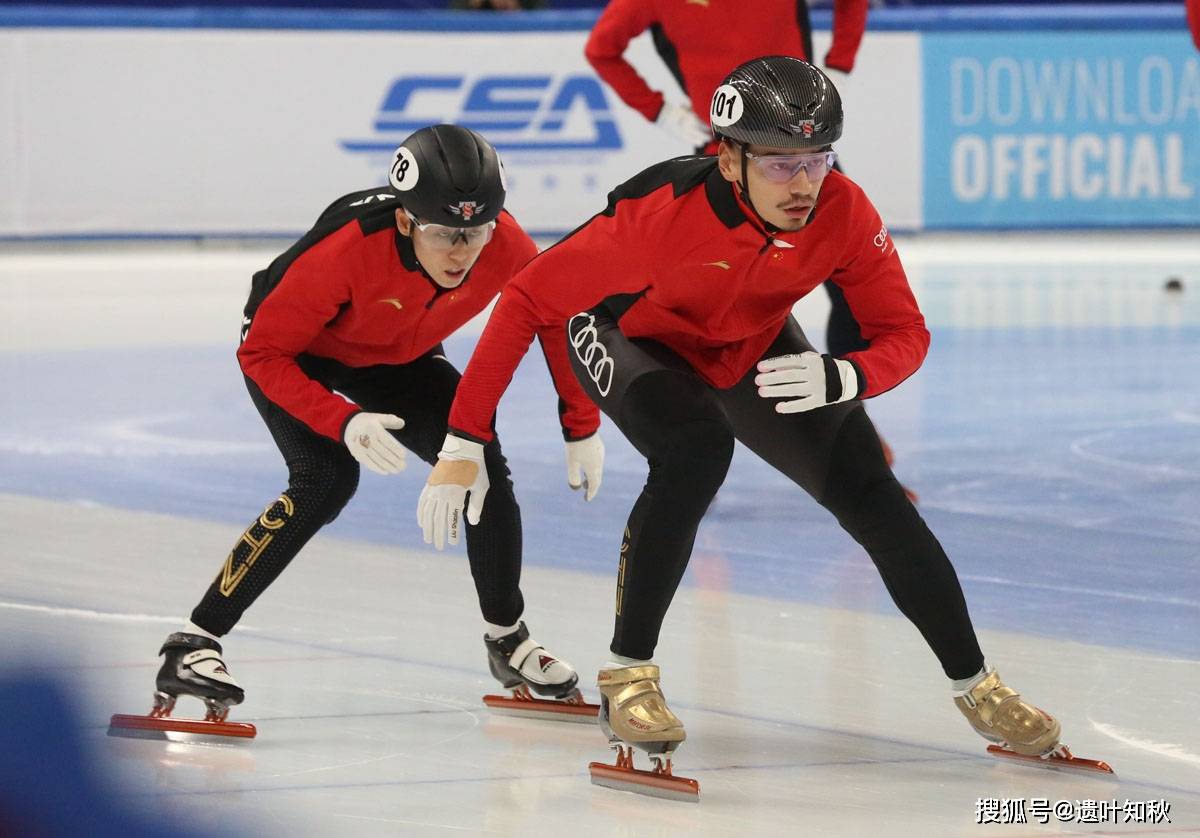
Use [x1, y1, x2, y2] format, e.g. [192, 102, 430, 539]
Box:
[710, 84, 743, 127]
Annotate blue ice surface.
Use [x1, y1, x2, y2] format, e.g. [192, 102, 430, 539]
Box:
[1, 297, 1197, 661]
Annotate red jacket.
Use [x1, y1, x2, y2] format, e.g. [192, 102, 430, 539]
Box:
[448, 159, 928, 443]
[1189, 0, 1200, 52]
[237, 189, 564, 442]
[585, 0, 869, 125]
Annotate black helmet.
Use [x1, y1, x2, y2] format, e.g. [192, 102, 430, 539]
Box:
[388, 125, 506, 227]
[709, 56, 843, 149]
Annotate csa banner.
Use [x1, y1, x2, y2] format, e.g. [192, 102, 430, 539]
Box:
[923, 33, 1200, 227]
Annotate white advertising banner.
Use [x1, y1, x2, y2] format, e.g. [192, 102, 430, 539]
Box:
[0, 26, 921, 238]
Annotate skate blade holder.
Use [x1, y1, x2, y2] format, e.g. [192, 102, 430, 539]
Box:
[987, 744, 1114, 776]
[483, 684, 600, 724]
[108, 695, 256, 744]
[589, 745, 700, 802]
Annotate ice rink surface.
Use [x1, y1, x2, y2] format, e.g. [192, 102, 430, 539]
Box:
[1, 232, 1198, 836]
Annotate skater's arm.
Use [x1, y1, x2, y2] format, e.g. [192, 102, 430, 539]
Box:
[448, 204, 660, 443]
[584, 0, 664, 122]
[826, 188, 929, 399]
[826, 0, 870, 73]
[237, 250, 359, 441]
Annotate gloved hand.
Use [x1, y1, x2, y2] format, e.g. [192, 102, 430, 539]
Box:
[417, 434, 488, 549]
[755, 351, 859, 414]
[344, 412, 407, 475]
[565, 434, 604, 502]
[655, 100, 710, 148]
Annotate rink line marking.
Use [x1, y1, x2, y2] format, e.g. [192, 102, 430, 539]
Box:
[327, 813, 497, 833]
[1070, 430, 1199, 479]
[956, 575, 1200, 610]
[132, 754, 968, 800]
[1090, 721, 1200, 768]
[0, 600, 246, 627]
[260, 696, 481, 780]
[0, 414, 273, 457]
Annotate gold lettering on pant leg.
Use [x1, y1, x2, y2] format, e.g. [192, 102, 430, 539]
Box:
[218, 494, 294, 597]
[615, 526, 630, 617]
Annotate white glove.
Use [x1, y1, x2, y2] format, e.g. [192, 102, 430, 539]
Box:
[417, 434, 488, 550]
[344, 412, 407, 475]
[755, 351, 859, 414]
[655, 100, 711, 148]
[565, 434, 604, 502]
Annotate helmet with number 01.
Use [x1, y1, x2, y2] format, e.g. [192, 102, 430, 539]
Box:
[709, 56, 843, 149]
[388, 124, 506, 227]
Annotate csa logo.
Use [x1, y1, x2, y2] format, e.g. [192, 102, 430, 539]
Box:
[341, 75, 622, 154]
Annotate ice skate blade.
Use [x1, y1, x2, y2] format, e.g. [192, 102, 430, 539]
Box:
[482, 693, 600, 723]
[986, 744, 1114, 776]
[589, 761, 699, 802]
[108, 713, 256, 744]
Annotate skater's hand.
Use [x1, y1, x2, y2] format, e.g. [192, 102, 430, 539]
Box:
[755, 351, 859, 414]
[655, 101, 710, 148]
[344, 412, 407, 475]
[565, 434, 604, 502]
[417, 434, 489, 549]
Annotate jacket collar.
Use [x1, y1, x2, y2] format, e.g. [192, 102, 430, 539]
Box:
[704, 166, 821, 248]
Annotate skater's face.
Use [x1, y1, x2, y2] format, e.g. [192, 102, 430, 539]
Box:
[395, 210, 493, 289]
[718, 140, 835, 231]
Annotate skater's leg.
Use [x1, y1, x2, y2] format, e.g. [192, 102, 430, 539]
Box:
[722, 318, 984, 679]
[339, 351, 586, 700]
[567, 307, 734, 661]
[338, 349, 524, 626]
[186, 376, 359, 638]
[566, 305, 728, 763]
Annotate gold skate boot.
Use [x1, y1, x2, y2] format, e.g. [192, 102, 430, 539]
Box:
[955, 669, 1113, 775]
[588, 665, 698, 801]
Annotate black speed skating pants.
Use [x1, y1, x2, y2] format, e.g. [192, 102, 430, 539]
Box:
[190, 346, 524, 636]
[566, 307, 984, 680]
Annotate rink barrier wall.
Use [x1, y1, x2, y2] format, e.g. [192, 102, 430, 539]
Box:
[0, 4, 1194, 239]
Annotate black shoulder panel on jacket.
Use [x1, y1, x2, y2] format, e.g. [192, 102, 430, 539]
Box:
[538, 156, 715, 257]
[243, 188, 400, 319]
[600, 156, 716, 218]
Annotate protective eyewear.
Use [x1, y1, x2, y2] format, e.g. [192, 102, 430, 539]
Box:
[743, 149, 838, 184]
[406, 210, 496, 250]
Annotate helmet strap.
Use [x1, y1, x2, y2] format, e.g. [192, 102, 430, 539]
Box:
[734, 141, 782, 242]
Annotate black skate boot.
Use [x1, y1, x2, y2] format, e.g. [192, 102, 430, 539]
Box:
[481, 622, 598, 722]
[156, 632, 245, 710]
[109, 632, 255, 742]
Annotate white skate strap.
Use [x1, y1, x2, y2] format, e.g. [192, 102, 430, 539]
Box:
[181, 649, 241, 688]
[509, 638, 573, 687]
[508, 638, 543, 672]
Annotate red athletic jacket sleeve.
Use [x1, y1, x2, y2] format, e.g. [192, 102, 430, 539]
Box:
[508, 230, 598, 439]
[448, 198, 669, 443]
[828, 193, 929, 398]
[825, 0, 870, 73]
[237, 238, 360, 442]
[1188, 0, 1200, 52]
[584, 0, 664, 122]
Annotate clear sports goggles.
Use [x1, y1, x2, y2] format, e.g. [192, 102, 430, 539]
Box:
[743, 149, 838, 184]
[406, 210, 496, 250]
